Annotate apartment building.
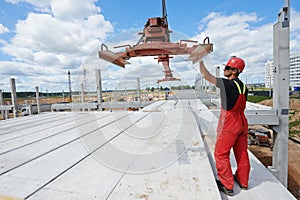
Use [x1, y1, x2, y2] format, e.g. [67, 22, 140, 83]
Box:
[265, 53, 300, 91]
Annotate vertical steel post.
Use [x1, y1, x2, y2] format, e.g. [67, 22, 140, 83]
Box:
[35, 86, 41, 114]
[0, 89, 4, 119]
[83, 68, 87, 92]
[96, 69, 102, 110]
[157, 83, 160, 100]
[62, 90, 65, 102]
[137, 78, 141, 110]
[209, 82, 213, 94]
[269, 0, 290, 187]
[81, 83, 85, 104]
[200, 80, 203, 93]
[10, 78, 17, 118]
[216, 66, 220, 97]
[28, 104, 33, 115]
[68, 70, 72, 102]
[81, 83, 85, 111]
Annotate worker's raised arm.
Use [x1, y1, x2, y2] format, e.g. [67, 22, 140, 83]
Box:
[199, 61, 217, 85]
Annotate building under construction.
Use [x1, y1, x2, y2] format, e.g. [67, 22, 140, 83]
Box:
[0, 0, 297, 199]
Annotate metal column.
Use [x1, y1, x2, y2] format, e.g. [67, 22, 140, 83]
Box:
[137, 78, 141, 110]
[35, 86, 41, 114]
[68, 70, 72, 102]
[96, 69, 103, 110]
[81, 83, 85, 104]
[269, 0, 290, 187]
[0, 89, 4, 119]
[10, 78, 17, 118]
[216, 66, 220, 97]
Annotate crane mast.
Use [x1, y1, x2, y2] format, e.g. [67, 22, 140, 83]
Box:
[162, 0, 168, 25]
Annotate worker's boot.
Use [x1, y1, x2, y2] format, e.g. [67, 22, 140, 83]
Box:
[234, 174, 248, 190]
[216, 179, 234, 196]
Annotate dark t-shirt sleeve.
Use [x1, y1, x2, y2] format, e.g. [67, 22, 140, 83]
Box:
[216, 78, 247, 110]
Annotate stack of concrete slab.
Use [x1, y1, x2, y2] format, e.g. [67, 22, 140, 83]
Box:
[0, 98, 296, 199]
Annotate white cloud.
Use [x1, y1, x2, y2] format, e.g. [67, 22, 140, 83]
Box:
[291, 8, 300, 30]
[0, 0, 113, 91]
[190, 9, 300, 85]
[51, 0, 100, 20]
[0, 59, 82, 92]
[5, 0, 100, 19]
[1, 1, 300, 92]
[4, 0, 50, 11]
[7, 12, 112, 54]
[0, 24, 9, 34]
[290, 9, 300, 54]
[191, 12, 274, 83]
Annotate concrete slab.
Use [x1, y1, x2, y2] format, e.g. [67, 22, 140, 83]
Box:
[0, 97, 296, 199]
[193, 99, 296, 199]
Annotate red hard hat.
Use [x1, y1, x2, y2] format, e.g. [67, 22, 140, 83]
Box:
[226, 57, 245, 72]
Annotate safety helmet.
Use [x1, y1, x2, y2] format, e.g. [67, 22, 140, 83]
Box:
[226, 57, 245, 72]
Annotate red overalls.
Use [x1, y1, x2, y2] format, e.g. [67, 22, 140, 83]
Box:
[214, 80, 250, 190]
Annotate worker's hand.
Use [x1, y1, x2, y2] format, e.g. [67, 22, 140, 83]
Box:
[199, 60, 217, 85]
[188, 44, 212, 64]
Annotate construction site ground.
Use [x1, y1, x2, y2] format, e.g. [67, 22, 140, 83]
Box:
[249, 141, 300, 200]
[250, 98, 300, 200]
[1, 96, 300, 199]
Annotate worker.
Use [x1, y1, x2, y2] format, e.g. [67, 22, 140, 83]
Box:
[199, 57, 250, 196]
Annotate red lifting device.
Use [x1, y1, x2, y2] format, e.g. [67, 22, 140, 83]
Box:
[99, 0, 213, 83]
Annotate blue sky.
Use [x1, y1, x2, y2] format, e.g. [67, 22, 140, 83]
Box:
[0, 0, 299, 92]
[99, 0, 284, 35]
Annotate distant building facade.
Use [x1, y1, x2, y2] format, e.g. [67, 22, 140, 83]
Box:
[265, 53, 300, 91]
[290, 54, 300, 90]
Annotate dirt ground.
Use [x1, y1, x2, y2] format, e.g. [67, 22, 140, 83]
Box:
[259, 98, 300, 139]
[249, 98, 300, 199]
[249, 141, 300, 199]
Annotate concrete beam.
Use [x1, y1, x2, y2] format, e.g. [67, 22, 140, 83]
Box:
[51, 103, 98, 112]
[35, 86, 41, 114]
[10, 78, 18, 118]
[270, 0, 290, 187]
[96, 69, 103, 108]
